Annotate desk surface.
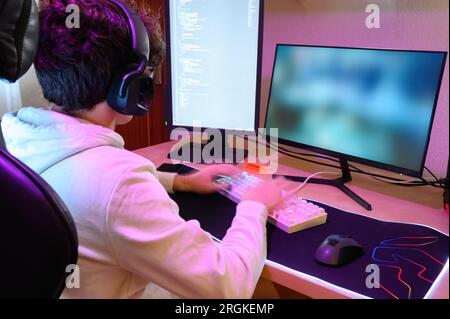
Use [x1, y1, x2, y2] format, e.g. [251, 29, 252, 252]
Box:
[135, 141, 449, 299]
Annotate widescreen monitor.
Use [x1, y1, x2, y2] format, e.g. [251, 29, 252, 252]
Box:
[265, 44, 447, 177]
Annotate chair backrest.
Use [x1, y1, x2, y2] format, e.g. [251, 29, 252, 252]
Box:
[0, 0, 79, 298]
[0, 149, 78, 298]
[0, 0, 39, 83]
[0, 120, 5, 149]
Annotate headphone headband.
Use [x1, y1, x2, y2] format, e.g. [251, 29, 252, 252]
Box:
[109, 0, 150, 62]
[106, 0, 153, 116]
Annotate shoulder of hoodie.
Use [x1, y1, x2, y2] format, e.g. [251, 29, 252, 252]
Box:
[81, 144, 160, 181]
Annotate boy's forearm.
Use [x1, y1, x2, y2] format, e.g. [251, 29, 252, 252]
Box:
[173, 174, 190, 193]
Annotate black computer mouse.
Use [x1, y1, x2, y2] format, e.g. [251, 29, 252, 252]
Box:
[314, 234, 364, 266]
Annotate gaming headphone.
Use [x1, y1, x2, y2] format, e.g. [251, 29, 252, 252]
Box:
[107, 0, 153, 116]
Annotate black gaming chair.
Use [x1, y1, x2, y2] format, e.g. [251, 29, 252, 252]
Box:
[0, 0, 78, 298]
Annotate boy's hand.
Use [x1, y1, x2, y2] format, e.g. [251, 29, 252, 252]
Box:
[173, 165, 241, 194]
[242, 178, 292, 212]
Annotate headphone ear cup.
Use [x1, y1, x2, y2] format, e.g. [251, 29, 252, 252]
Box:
[107, 64, 136, 115]
[125, 74, 153, 116]
[138, 76, 154, 110]
[107, 64, 153, 115]
[107, 63, 153, 116]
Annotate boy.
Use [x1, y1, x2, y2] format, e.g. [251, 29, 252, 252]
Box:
[1, 0, 287, 298]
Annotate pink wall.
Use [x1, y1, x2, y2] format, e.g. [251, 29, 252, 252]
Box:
[261, 0, 449, 177]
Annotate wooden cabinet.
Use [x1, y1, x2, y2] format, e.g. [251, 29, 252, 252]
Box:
[116, 0, 170, 151]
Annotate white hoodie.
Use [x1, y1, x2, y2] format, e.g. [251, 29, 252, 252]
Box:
[1, 107, 268, 299]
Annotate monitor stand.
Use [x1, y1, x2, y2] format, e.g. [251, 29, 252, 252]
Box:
[168, 135, 248, 164]
[275, 158, 372, 211]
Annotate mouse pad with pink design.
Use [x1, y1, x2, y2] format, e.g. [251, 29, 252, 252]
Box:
[159, 164, 449, 299]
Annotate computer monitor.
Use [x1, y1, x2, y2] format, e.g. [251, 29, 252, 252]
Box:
[265, 44, 447, 210]
[164, 0, 264, 136]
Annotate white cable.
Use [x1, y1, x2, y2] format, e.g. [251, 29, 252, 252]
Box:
[284, 171, 341, 198]
[372, 176, 443, 184]
[246, 136, 446, 187]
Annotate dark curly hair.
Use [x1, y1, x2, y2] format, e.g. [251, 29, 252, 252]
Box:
[35, 0, 163, 114]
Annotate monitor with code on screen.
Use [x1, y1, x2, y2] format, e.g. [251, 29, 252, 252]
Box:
[164, 0, 264, 132]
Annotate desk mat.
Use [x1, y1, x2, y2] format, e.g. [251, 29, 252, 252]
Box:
[158, 164, 449, 299]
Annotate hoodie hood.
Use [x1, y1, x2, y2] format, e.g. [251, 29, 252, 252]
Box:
[1, 107, 125, 174]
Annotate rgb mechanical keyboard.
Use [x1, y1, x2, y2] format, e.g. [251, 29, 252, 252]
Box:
[215, 172, 327, 233]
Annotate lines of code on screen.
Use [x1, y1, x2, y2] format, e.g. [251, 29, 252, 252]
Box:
[169, 0, 260, 131]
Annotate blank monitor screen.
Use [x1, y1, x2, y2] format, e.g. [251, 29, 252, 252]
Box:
[167, 0, 262, 131]
[266, 45, 446, 176]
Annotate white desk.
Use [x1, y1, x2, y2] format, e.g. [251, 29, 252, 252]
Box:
[135, 141, 449, 299]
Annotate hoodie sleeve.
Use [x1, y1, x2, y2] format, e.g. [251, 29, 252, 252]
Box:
[157, 171, 177, 194]
[105, 164, 268, 299]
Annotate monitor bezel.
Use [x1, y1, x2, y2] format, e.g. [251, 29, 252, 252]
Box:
[163, 0, 265, 136]
[264, 43, 448, 178]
